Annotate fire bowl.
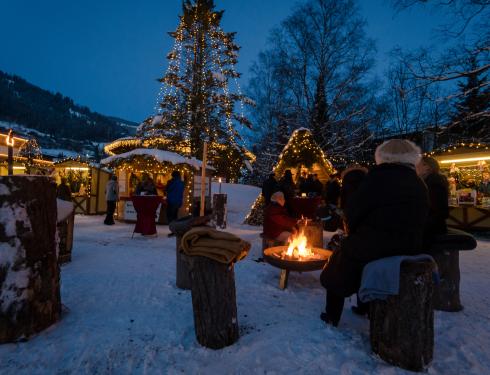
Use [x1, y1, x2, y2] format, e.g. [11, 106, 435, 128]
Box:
[263, 246, 332, 272]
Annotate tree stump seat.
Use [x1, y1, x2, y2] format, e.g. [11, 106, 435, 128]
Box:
[169, 215, 211, 290]
[370, 260, 435, 372]
[430, 228, 477, 312]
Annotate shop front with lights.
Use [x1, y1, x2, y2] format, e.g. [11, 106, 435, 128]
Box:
[54, 159, 111, 215]
[101, 149, 212, 223]
[431, 143, 490, 230]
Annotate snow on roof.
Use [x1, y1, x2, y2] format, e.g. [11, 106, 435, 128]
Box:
[100, 148, 207, 170]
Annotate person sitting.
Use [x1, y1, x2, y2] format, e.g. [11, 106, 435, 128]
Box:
[325, 172, 341, 206]
[311, 174, 324, 196]
[135, 174, 157, 195]
[416, 156, 449, 248]
[263, 191, 297, 243]
[320, 139, 429, 327]
[262, 173, 278, 205]
[279, 170, 296, 214]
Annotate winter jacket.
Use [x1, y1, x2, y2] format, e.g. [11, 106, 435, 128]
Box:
[262, 176, 279, 204]
[325, 179, 341, 206]
[263, 202, 297, 239]
[423, 172, 449, 248]
[340, 169, 367, 210]
[320, 163, 429, 297]
[166, 177, 184, 207]
[105, 180, 119, 202]
[57, 184, 72, 201]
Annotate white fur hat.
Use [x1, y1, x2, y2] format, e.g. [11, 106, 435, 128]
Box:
[375, 139, 422, 166]
[271, 191, 285, 205]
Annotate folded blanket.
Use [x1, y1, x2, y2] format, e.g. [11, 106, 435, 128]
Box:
[358, 254, 438, 303]
[181, 227, 251, 264]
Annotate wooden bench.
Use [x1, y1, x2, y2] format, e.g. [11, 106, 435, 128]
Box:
[430, 228, 477, 311]
[370, 260, 435, 372]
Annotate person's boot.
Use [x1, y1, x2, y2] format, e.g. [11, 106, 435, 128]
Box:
[320, 312, 339, 327]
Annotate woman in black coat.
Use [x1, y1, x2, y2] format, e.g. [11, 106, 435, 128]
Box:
[320, 139, 429, 326]
[416, 156, 449, 248]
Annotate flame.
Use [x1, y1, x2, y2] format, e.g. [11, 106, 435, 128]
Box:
[285, 229, 314, 260]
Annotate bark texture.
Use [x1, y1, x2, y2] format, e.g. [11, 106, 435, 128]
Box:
[370, 261, 434, 372]
[212, 194, 227, 229]
[432, 251, 463, 311]
[187, 256, 239, 349]
[58, 212, 75, 264]
[0, 176, 61, 343]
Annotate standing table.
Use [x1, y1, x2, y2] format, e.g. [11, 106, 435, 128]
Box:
[131, 195, 163, 236]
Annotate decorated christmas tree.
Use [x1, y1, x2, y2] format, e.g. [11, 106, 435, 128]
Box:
[137, 0, 253, 180]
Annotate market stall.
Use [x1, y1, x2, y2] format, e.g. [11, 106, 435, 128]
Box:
[101, 148, 213, 223]
[54, 158, 111, 215]
[430, 143, 490, 230]
[245, 128, 335, 225]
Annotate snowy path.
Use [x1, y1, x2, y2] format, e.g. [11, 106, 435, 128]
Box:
[1, 185, 490, 374]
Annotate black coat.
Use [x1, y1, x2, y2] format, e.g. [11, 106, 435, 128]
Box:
[262, 177, 278, 204]
[325, 179, 341, 205]
[423, 172, 449, 247]
[321, 163, 429, 297]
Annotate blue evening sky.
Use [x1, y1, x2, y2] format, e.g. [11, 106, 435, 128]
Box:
[0, 0, 445, 122]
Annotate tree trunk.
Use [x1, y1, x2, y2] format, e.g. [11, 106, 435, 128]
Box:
[58, 211, 75, 264]
[169, 216, 211, 290]
[432, 251, 462, 312]
[175, 236, 192, 290]
[370, 261, 434, 372]
[0, 176, 61, 343]
[187, 256, 239, 349]
[212, 193, 227, 229]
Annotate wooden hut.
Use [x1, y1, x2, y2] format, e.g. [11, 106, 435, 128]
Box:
[430, 142, 490, 230]
[54, 158, 111, 215]
[101, 148, 213, 223]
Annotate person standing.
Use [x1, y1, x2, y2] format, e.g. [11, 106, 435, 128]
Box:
[311, 174, 324, 196]
[416, 156, 449, 247]
[279, 169, 296, 213]
[325, 173, 341, 206]
[262, 173, 278, 204]
[104, 175, 119, 225]
[166, 170, 184, 227]
[56, 177, 72, 201]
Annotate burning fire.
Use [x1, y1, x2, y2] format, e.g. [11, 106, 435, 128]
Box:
[284, 230, 315, 260]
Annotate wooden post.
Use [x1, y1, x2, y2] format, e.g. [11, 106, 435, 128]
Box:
[187, 256, 239, 349]
[432, 251, 463, 311]
[212, 193, 227, 229]
[370, 261, 434, 372]
[200, 142, 208, 217]
[6, 129, 14, 176]
[0, 176, 61, 343]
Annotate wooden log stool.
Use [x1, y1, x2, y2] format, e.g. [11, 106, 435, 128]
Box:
[370, 261, 435, 372]
[57, 209, 75, 264]
[169, 215, 211, 290]
[0, 176, 61, 343]
[430, 228, 477, 311]
[187, 256, 239, 349]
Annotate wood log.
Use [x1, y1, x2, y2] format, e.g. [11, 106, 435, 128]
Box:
[58, 211, 75, 264]
[175, 236, 191, 290]
[370, 261, 434, 372]
[170, 216, 211, 290]
[0, 176, 61, 343]
[432, 251, 463, 312]
[212, 194, 227, 229]
[187, 256, 239, 349]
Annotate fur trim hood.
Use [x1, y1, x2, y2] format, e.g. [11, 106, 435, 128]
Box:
[375, 139, 422, 166]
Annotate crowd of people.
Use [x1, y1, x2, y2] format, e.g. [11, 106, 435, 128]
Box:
[262, 139, 450, 327]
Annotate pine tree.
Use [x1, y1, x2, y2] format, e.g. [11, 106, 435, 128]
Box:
[137, 0, 253, 180]
[451, 56, 490, 142]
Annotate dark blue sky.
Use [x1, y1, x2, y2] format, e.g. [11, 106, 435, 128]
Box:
[0, 0, 444, 122]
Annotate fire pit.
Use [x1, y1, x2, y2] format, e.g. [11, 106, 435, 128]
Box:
[263, 229, 332, 289]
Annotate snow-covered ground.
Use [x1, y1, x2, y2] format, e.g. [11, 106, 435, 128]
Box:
[1, 184, 490, 374]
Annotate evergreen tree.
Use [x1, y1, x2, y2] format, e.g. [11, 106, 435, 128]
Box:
[137, 0, 252, 180]
[451, 56, 490, 142]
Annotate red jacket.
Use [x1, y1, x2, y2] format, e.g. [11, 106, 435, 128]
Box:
[263, 203, 297, 239]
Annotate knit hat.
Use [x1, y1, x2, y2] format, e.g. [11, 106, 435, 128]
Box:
[375, 139, 422, 166]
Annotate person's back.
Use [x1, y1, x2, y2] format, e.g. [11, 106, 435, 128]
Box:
[105, 179, 119, 202]
[167, 176, 184, 206]
[263, 192, 297, 241]
[57, 181, 72, 201]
